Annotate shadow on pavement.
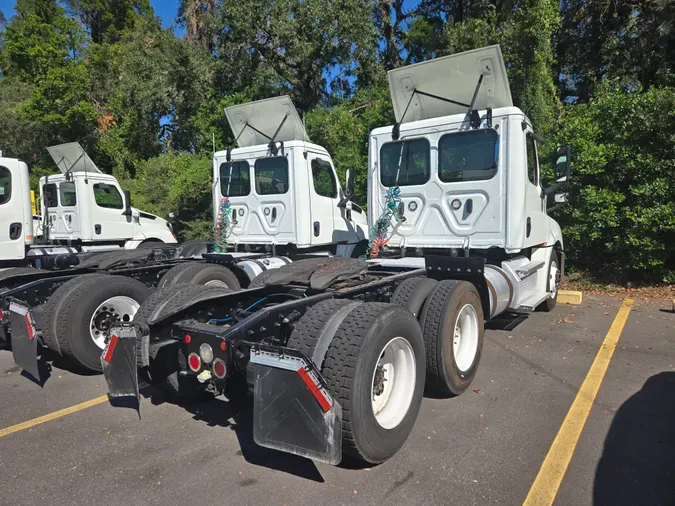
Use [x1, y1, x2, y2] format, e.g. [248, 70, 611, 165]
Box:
[594, 371, 675, 505]
[139, 382, 325, 483]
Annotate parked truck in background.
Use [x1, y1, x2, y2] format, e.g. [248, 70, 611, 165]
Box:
[1, 96, 369, 383]
[98, 45, 572, 467]
[0, 142, 177, 270]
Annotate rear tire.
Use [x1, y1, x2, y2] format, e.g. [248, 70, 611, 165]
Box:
[287, 299, 360, 366]
[390, 277, 439, 319]
[53, 275, 151, 372]
[321, 303, 426, 464]
[41, 274, 111, 355]
[420, 280, 484, 397]
[158, 262, 240, 290]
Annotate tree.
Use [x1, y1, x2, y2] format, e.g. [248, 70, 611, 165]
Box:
[178, 0, 218, 48]
[65, 0, 152, 44]
[1, 0, 85, 82]
[215, 0, 380, 111]
[554, 85, 675, 283]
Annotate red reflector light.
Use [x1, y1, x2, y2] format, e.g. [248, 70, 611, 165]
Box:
[184, 334, 192, 343]
[0, 310, 4, 320]
[297, 367, 331, 412]
[220, 341, 226, 351]
[104, 334, 119, 363]
[213, 359, 226, 379]
[24, 314, 35, 341]
[188, 353, 201, 372]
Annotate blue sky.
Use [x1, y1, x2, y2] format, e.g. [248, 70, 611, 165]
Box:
[0, 0, 183, 33]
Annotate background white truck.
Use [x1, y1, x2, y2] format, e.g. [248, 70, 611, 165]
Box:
[99, 45, 572, 468]
[1, 96, 370, 381]
[0, 142, 177, 269]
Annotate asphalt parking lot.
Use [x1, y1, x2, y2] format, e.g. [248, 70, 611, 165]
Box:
[1, 295, 673, 506]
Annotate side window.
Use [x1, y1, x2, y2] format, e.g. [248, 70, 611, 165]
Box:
[438, 129, 499, 182]
[311, 158, 337, 198]
[526, 134, 538, 186]
[0, 167, 10, 205]
[255, 157, 289, 195]
[220, 161, 250, 197]
[93, 183, 123, 209]
[44, 183, 58, 208]
[59, 182, 77, 207]
[380, 138, 430, 187]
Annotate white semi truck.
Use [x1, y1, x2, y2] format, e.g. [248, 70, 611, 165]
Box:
[0, 142, 177, 268]
[1, 96, 369, 381]
[97, 45, 572, 467]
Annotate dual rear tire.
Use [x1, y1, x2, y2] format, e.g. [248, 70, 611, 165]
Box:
[391, 277, 485, 396]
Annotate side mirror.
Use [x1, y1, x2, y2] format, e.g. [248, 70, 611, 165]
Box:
[123, 190, 132, 216]
[168, 212, 175, 219]
[345, 169, 354, 198]
[554, 146, 572, 183]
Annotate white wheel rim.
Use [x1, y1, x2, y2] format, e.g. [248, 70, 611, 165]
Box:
[204, 280, 229, 288]
[453, 304, 479, 373]
[371, 337, 416, 430]
[549, 260, 559, 299]
[89, 296, 140, 350]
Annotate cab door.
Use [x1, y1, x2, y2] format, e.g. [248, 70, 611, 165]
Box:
[0, 160, 28, 260]
[523, 129, 548, 247]
[307, 154, 341, 245]
[49, 181, 82, 240]
[88, 178, 134, 241]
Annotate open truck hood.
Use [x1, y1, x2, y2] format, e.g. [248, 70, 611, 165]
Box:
[225, 95, 309, 148]
[46, 142, 103, 174]
[387, 45, 512, 123]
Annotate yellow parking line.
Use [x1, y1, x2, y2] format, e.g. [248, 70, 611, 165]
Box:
[523, 298, 634, 506]
[0, 395, 109, 439]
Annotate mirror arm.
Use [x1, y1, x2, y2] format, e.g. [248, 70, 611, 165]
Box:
[546, 203, 567, 213]
[337, 197, 349, 208]
[544, 181, 566, 196]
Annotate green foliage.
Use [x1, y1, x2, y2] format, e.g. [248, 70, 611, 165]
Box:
[1, 0, 674, 283]
[123, 151, 213, 241]
[554, 85, 675, 283]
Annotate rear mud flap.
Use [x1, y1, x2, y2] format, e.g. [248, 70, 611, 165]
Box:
[251, 349, 342, 465]
[9, 301, 40, 382]
[101, 325, 140, 406]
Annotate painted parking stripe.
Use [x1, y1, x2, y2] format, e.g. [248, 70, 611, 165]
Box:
[0, 395, 109, 439]
[522, 298, 634, 506]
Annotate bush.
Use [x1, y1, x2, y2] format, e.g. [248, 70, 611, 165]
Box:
[554, 85, 675, 283]
[122, 151, 213, 241]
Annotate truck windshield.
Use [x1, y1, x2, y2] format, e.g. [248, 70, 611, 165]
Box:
[438, 129, 499, 182]
[255, 156, 289, 195]
[0, 167, 10, 205]
[220, 161, 250, 197]
[380, 138, 430, 187]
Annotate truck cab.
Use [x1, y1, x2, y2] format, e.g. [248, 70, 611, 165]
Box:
[39, 143, 176, 248]
[213, 96, 368, 256]
[0, 154, 33, 261]
[367, 45, 572, 312]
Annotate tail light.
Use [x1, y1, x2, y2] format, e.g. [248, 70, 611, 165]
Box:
[213, 359, 227, 379]
[188, 353, 201, 372]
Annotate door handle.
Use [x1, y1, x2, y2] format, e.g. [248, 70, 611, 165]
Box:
[465, 198, 473, 214]
[95, 224, 102, 235]
[313, 221, 320, 237]
[272, 207, 277, 221]
[9, 222, 21, 240]
[526, 217, 531, 237]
